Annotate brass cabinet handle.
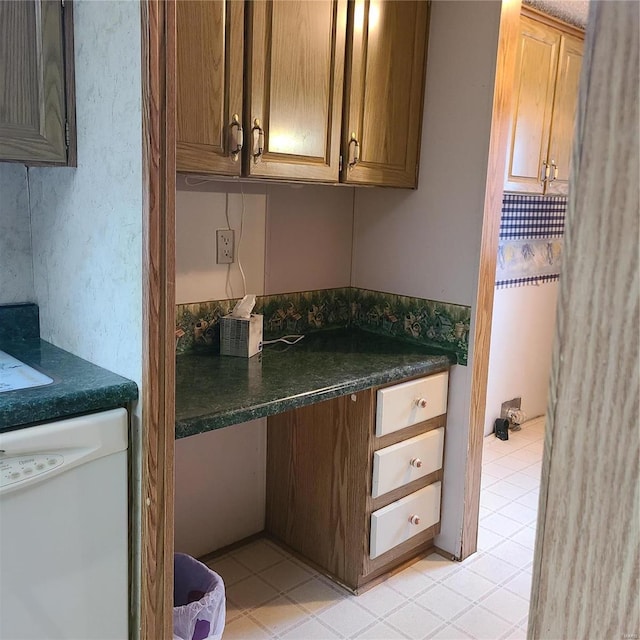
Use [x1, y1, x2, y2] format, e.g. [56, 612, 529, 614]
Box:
[348, 132, 360, 169]
[230, 114, 243, 159]
[252, 118, 264, 163]
[550, 160, 558, 181]
[540, 161, 550, 184]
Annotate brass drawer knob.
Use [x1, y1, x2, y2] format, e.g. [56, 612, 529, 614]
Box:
[410, 457, 423, 468]
[409, 514, 421, 525]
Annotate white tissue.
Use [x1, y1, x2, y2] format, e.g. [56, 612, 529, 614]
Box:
[231, 294, 256, 319]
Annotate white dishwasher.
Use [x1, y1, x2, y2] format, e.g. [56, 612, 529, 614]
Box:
[0, 408, 129, 640]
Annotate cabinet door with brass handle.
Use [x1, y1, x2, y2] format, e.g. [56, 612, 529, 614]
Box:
[546, 33, 583, 195]
[176, 0, 244, 175]
[504, 15, 560, 194]
[341, 0, 429, 188]
[504, 12, 583, 194]
[245, 0, 346, 182]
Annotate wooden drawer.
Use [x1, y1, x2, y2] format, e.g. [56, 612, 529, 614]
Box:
[375, 372, 448, 436]
[372, 428, 444, 498]
[369, 481, 441, 559]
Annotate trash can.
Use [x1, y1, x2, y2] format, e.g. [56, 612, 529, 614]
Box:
[173, 553, 226, 640]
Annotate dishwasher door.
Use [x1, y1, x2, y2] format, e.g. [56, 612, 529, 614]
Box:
[0, 409, 128, 640]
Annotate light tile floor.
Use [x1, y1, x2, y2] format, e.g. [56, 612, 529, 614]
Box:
[207, 417, 545, 640]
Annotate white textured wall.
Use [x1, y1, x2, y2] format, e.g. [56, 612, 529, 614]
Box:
[265, 184, 354, 294]
[351, 1, 502, 557]
[0, 165, 34, 304]
[175, 178, 354, 303]
[484, 282, 559, 434]
[176, 185, 267, 304]
[28, 0, 143, 389]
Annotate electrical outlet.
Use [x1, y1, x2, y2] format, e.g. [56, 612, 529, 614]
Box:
[216, 229, 235, 264]
[500, 397, 522, 419]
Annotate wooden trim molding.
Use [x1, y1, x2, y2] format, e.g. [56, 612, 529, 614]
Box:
[463, 0, 521, 560]
[62, 0, 77, 167]
[521, 5, 585, 38]
[140, 1, 176, 638]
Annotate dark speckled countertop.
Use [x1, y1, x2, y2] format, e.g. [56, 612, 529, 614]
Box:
[0, 337, 138, 432]
[175, 329, 454, 439]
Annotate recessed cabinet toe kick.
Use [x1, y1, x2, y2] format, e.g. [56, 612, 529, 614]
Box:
[266, 369, 449, 592]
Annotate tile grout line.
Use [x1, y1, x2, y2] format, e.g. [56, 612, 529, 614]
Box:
[218, 428, 542, 640]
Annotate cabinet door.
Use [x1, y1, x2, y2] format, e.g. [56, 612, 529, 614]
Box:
[504, 17, 560, 193]
[266, 389, 374, 589]
[546, 33, 583, 195]
[341, 0, 429, 188]
[245, 0, 346, 182]
[176, 0, 244, 175]
[0, 0, 67, 164]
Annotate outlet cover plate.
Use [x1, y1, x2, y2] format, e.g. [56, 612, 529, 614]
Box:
[500, 397, 521, 419]
[216, 229, 235, 264]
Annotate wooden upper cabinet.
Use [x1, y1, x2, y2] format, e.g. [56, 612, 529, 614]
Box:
[505, 12, 583, 195]
[546, 33, 583, 195]
[175, 0, 430, 187]
[341, 0, 429, 188]
[0, 0, 74, 165]
[505, 16, 560, 194]
[244, 0, 346, 181]
[176, 0, 244, 175]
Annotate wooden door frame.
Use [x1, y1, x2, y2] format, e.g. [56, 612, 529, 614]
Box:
[462, 0, 521, 560]
[141, 1, 176, 638]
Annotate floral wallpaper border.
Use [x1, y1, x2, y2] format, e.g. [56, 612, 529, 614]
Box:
[176, 287, 471, 365]
[350, 289, 470, 365]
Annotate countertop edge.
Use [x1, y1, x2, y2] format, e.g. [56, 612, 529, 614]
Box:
[0, 380, 139, 431]
[175, 357, 452, 439]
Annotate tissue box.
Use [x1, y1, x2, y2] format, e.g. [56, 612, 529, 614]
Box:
[220, 314, 263, 358]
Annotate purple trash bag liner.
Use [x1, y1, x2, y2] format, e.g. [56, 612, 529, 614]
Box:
[173, 553, 226, 640]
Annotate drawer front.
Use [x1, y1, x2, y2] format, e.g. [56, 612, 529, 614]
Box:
[370, 481, 441, 559]
[372, 428, 444, 498]
[376, 372, 448, 436]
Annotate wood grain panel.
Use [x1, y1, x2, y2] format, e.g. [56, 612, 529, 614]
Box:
[529, 1, 639, 636]
[0, 0, 38, 127]
[266, 375, 448, 589]
[140, 1, 176, 638]
[61, 0, 76, 168]
[545, 33, 583, 195]
[266, 389, 374, 588]
[176, 0, 243, 175]
[360, 0, 415, 168]
[464, 0, 520, 560]
[341, 0, 429, 188]
[504, 15, 559, 193]
[0, 0, 68, 164]
[245, 0, 346, 181]
[268, 1, 332, 158]
[521, 5, 584, 40]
